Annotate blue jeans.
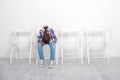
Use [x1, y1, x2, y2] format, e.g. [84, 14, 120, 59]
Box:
[37, 42, 56, 60]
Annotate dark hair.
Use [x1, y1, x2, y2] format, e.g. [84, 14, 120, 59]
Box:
[42, 26, 50, 44]
[44, 26, 48, 30]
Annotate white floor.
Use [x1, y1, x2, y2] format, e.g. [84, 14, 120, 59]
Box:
[0, 58, 120, 80]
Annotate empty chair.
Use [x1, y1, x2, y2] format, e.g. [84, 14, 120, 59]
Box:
[10, 29, 34, 64]
[85, 28, 110, 64]
[60, 28, 83, 64]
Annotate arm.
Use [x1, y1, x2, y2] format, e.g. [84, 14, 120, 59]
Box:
[37, 29, 45, 44]
[49, 28, 57, 43]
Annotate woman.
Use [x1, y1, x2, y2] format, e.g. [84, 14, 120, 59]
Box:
[37, 26, 57, 68]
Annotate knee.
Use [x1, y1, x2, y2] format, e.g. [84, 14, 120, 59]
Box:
[37, 44, 42, 48]
[50, 42, 55, 46]
[49, 42, 55, 45]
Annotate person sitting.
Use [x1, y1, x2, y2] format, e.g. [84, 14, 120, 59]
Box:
[37, 25, 57, 68]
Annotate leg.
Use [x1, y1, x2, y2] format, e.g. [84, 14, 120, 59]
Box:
[49, 42, 56, 68]
[37, 44, 44, 68]
[49, 42, 56, 60]
[37, 44, 44, 60]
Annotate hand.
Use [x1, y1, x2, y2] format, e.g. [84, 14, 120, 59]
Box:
[39, 42, 45, 45]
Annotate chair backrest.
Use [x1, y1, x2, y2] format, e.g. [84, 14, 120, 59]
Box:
[61, 28, 81, 44]
[60, 28, 82, 55]
[85, 28, 109, 53]
[33, 27, 43, 45]
[12, 29, 33, 44]
[86, 30, 106, 43]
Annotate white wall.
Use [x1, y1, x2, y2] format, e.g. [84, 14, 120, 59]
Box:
[0, 0, 120, 58]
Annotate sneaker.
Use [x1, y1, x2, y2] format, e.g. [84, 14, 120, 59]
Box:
[39, 60, 44, 68]
[49, 60, 54, 68]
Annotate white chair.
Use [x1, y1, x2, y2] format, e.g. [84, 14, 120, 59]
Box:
[85, 28, 110, 64]
[60, 28, 83, 64]
[35, 28, 58, 64]
[10, 29, 34, 64]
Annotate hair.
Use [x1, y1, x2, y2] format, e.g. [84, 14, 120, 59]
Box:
[42, 26, 51, 44]
[44, 26, 48, 30]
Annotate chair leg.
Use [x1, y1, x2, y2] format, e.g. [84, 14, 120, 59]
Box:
[88, 52, 90, 64]
[10, 46, 14, 64]
[55, 51, 58, 64]
[81, 56, 84, 64]
[35, 43, 39, 65]
[81, 48, 84, 64]
[35, 49, 38, 65]
[36, 56, 38, 65]
[107, 50, 110, 64]
[29, 44, 32, 64]
[15, 46, 18, 60]
[61, 48, 63, 64]
[107, 45, 110, 64]
[55, 45, 58, 64]
[36, 57, 38, 65]
[55, 53, 58, 64]
[87, 45, 90, 64]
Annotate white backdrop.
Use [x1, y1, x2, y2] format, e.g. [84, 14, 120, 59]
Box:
[0, 0, 120, 58]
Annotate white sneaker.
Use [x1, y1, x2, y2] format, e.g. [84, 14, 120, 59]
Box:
[49, 60, 54, 68]
[39, 60, 44, 68]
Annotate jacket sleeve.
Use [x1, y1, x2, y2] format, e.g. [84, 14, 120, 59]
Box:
[37, 30, 43, 43]
[50, 28, 57, 43]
